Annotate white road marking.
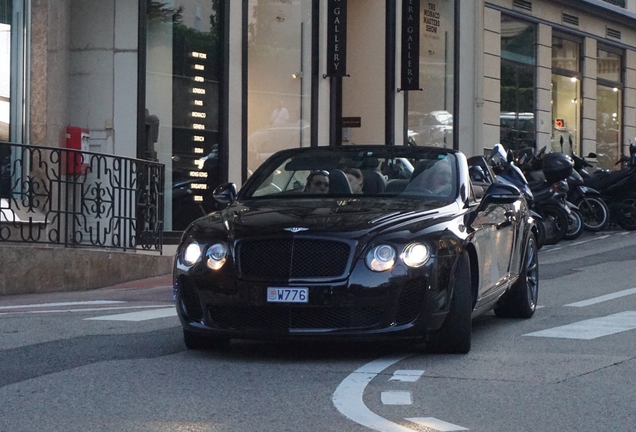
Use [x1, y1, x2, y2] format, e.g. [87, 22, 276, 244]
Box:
[524, 311, 636, 339]
[389, 370, 425, 382]
[565, 287, 636, 307]
[0, 305, 173, 316]
[406, 417, 469, 431]
[0, 300, 125, 310]
[333, 355, 415, 432]
[381, 391, 412, 405]
[568, 235, 610, 247]
[85, 307, 177, 322]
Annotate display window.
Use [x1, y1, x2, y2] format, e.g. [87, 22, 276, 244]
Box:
[405, 0, 455, 148]
[551, 35, 581, 156]
[596, 46, 623, 170]
[246, 0, 313, 175]
[144, 1, 224, 231]
[500, 16, 536, 153]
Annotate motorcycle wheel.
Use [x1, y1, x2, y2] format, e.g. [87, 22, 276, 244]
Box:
[576, 196, 609, 232]
[537, 204, 569, 245]
[564, 207, 584, 240]
[615, 198, 636, 231]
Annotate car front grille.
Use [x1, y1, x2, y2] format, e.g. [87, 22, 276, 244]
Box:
[178, 275, 203, 322]
[237, 238, 352, 279]
[208, 306, 382, 331]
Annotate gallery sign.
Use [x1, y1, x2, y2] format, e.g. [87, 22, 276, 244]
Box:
[401, 0, 420, 90]
[326, 0, 347, 77]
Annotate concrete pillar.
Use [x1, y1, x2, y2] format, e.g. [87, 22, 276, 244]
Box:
[624, 50, 636, 152]
[482, 7, 500, 153]
[582, 37, 597, 157]
[536, 23, 552, 152]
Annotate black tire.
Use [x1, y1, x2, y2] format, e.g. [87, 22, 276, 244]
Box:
[576, 196, 609, 232]
[615, 199, 636, 230]
[537, 204, 568, 245]
[427, 252, 472, 354]
[564, 207, 583, 241]
[494, 233, 539, 319]
[534, 216, 546, 250]
[183, 329, 230, 350]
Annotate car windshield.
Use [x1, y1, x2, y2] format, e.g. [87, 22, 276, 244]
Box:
[239, 146, 458, 202]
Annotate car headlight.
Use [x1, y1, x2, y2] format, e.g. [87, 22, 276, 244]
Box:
[206, 242, 228, 270]
[365, 244, 396, 272]
[401, 242, 431, 268]
[182, 241, 202, 265]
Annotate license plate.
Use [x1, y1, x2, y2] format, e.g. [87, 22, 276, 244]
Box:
[267, 287, 308, 303]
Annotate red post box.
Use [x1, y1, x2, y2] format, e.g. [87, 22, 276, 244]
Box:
[65, 126, 90, 175]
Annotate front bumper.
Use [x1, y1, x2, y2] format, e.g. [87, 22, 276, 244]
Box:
[174, 271, 448, 341]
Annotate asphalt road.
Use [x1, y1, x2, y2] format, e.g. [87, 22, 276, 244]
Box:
[1, 230, 635, 432]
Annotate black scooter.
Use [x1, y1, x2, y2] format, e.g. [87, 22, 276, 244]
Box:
[569, 154, 610, 231]
[574, 143, 636, 230]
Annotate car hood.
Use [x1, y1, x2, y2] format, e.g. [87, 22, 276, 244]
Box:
[190, 198, 457, 240]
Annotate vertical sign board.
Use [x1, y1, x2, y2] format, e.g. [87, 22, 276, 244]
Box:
[327, 0, 347, 76]
[401, 0, 420, 90]
[188, 51, 212, 204]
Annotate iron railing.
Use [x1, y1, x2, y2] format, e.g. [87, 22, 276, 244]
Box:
[0, 141, 164, 252]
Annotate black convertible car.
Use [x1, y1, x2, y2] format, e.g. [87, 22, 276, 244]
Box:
[173, 145, 539, 353]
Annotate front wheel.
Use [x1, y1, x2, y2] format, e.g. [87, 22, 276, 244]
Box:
[564, 207, 584, 240]
[495, 233, 539, 319]
[537, 204, 568, 245]
[615, 198, 636, 230]
[576, 196, 609, 232]
[427, 252, 472, 354]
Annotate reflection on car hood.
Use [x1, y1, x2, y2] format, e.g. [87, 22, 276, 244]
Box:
[192, 198, 455, 238]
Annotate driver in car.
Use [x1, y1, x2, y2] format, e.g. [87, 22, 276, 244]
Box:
[304, 171, 330, 194]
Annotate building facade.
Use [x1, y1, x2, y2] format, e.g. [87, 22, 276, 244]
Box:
[2, 0, 636, 239]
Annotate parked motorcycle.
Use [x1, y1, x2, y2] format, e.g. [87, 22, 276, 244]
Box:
[569, 153, 610, 231]
[488, 144, 571, 246]
[574, 142, 636, 230]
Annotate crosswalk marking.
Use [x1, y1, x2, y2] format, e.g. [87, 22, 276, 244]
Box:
[388, 370, 425, 382]
[0, 305, 172, 316]
[524, 311, 636, 340]
[406, 417, 469, 431]
[84, 307, 177, 322]
[381, 391, 412, 405]
[0, 300, 125, 310]
[565, 287, 636, 307]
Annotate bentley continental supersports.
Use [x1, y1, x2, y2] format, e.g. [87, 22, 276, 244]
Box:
[173, 145, 539, 353]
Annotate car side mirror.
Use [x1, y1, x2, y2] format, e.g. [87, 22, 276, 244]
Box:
[479, 182, 521, 208]
[213, 182, 237, 204]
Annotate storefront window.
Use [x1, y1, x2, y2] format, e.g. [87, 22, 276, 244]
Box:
[1, 1, 13, 142]
[500, 16, 536, 152]
[596, 47, 623, 170]
[247, 0, 313, 174]
[145, 1, 223, 231]
[551, 36, 581, 155]
[406, 0, 454, 148]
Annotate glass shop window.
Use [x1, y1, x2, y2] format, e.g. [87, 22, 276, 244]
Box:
[406, 0, 455, 148]
[145, 2, 223, 232]
[246, 0, 313, 175]
[499, 16, 536, 153]
[596, 47, 623, 170]
[551, 36, 581, 156]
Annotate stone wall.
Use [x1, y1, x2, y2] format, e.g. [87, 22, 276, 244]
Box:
[0, 244, 173, 295]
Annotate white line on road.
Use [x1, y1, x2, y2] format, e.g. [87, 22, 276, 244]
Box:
[333, 355, 415, 432]
[406, 417, 469, 431]
[381, 391, 412, 405]
[389, 370, 425, 382]
[524, 311, 636, 339]
[84, 307, 177, 322]
[0, 300, 126, 310]
[0, 305, 173, 316]
[565, 287, 636, 307]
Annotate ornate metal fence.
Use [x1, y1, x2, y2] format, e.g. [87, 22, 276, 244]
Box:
[0, 142, 164, 252]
